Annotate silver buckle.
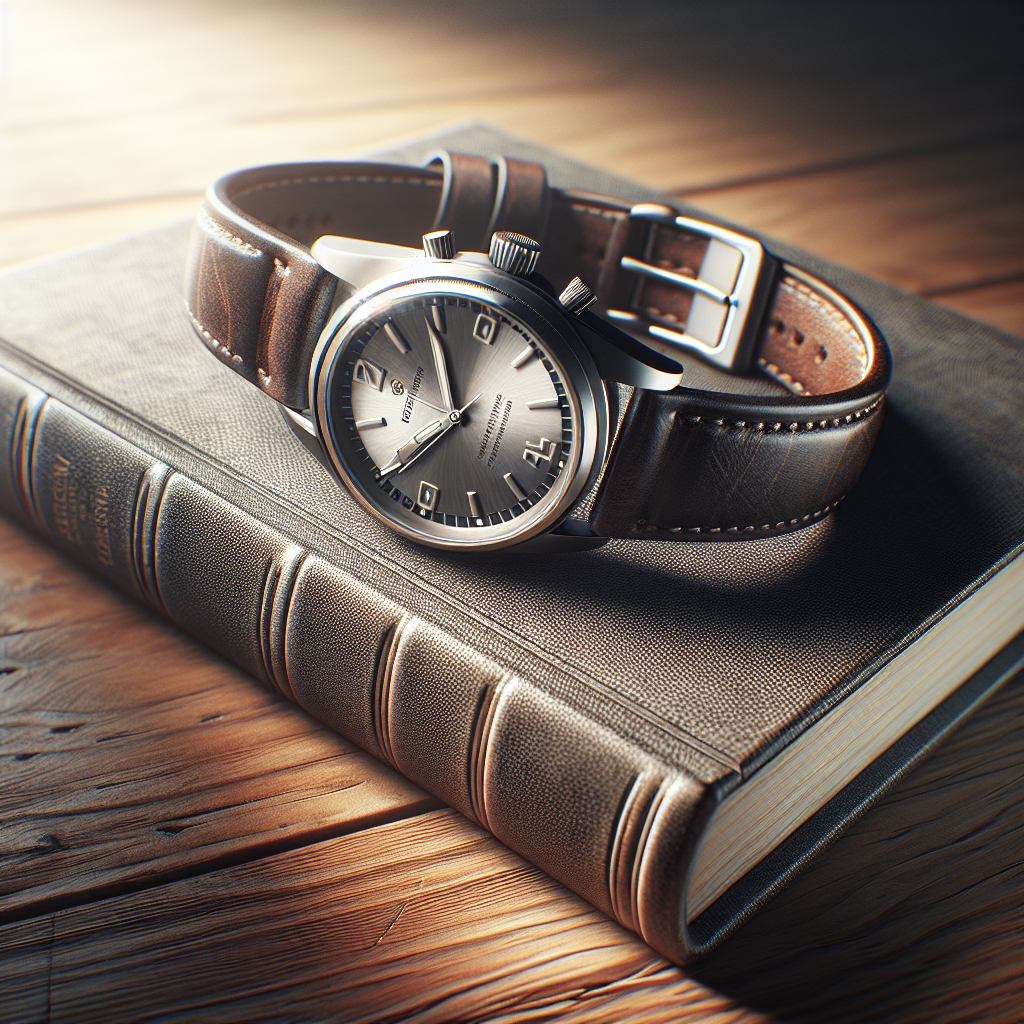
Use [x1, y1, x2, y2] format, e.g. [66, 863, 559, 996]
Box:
[607, 204, 766, 372]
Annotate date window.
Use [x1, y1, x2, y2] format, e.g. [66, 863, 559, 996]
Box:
[473, 313, 497, 344]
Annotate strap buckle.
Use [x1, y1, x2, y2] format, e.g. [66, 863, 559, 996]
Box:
[606, 204, 768, 372]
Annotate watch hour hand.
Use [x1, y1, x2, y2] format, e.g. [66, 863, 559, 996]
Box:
[426, 316, 456, 413]
[377, 392, 483, 480]
[378, 413, 451, 478]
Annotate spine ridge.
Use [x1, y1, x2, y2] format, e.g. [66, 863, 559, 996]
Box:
[467, 674, 514, 830]
[630, 776, 673, 942]
[0, 365, 706, 964]
[11, 389, 47, 529]
[608, 769, 667, 930]
[373, 615, 414, 769]
[131, 463, 172, 611]
[259, 542, 306, 701]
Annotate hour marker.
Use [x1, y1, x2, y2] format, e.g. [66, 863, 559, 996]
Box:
[510, 345, 535, 370]
[473, 313, 497, 344]
[383, 322, 410, 354]
[431, 304, 446, 333]
[353, 357, 387, 390]
[355, 417, 387, 429]
[417, 480, 439, 511]
[504, 473, 527, 501]
[467, 491, 483, 518]
[523, 438, 557, 468]
[526, 397, 560, 410]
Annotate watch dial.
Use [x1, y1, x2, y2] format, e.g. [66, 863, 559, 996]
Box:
[321, 287, 584, 546]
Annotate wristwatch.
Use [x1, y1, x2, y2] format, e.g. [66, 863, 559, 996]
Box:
[185, 152, 891, 553]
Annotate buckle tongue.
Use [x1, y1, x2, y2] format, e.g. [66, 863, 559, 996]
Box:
[607, 204, 767, 372]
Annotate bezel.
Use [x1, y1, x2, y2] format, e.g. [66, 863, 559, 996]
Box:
[309, 261, 610, 551]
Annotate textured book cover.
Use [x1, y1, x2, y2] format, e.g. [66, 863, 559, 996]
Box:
[0, 126, 1021, 963]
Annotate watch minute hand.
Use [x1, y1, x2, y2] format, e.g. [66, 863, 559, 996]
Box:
[426, 317, 456, 412]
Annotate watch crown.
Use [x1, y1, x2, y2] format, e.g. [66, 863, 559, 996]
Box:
[488, 232, 542, 277]
[423, 230, 456, 259]
[558, 276, 598, 315]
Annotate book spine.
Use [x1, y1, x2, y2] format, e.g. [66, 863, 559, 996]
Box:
[0, 364, 704, 961]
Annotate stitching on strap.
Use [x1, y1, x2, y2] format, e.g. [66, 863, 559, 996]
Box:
[780, 276, 868, 373]
[233, 174, 442, 201]
[673, 395, 883, 436]
[568, 202, 626, 222]
[199, 209, 263, 256]
[758, 357, 809, 395]
[645, 496, 845, 536]
[187, 308, 243, 366]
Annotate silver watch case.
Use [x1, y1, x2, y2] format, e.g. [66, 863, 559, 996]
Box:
[301, 258, 614, 553]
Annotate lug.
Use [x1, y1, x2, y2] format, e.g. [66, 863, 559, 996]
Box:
[311, 235, 420, 291]
[575, 311, 683, 391]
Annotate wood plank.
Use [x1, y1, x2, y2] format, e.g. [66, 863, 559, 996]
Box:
[0, 809, 762, 1024]
[681, 138, 1024, 303]
[929, 278, 1024, 339]
[0, 196, 203, 269]
[0, 515, 437, 924]
[2, 667, 1019, 1023]
[0, 918, 51, 1024]
[3, 1, 1021, 223]
[4, 2, 1020, 339]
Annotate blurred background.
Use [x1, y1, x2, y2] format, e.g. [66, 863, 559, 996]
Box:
[1, 0, 1021, 334]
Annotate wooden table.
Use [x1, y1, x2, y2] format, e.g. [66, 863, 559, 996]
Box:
[1, 3, 1021, 1020]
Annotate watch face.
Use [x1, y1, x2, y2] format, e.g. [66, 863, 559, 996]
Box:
[313, 271, 604, 550]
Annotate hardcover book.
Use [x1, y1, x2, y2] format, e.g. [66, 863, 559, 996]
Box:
[0, 126, 1021, 964]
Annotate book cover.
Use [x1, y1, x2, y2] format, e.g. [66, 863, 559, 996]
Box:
[0, 126, 1021, 963]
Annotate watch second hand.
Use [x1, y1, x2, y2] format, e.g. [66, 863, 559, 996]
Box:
[401, 392, 448, 416]
[378, 392, 482, 480]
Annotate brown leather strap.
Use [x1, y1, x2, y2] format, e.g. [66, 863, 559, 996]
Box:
[535, 189, 890, 540]
[185, 161, 445, 409]
[185, 154, 891, 540]
[589, 293, 887, 540]
[489, 155, 550, 243]
[427, 151, 497, 253]
[186, 154, 550, 409]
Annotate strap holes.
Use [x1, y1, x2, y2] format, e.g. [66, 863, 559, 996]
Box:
[814, 345, 828, 365]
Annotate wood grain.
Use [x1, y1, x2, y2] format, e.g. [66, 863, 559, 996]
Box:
[0, 810, 765, 1024]
[0, 515, 437, 924]
[2, 1, 1020, 334]
[4, 1, 1020, 211]
[684, 138, 1024, 304]
[0, 670, 1019, 1024]
[0, 918, 51, 1024]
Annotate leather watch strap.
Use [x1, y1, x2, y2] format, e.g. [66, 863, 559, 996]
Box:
[588, 267, 887, 539]
[185, 161, 444, 409]
[185, 153, 891, 541]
